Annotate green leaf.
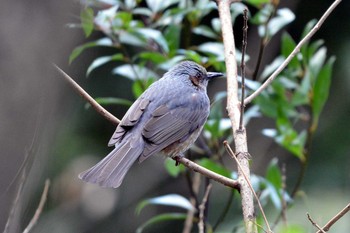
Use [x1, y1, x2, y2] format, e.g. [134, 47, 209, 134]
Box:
[250, 4, 274, 25]
[69, 38, 113, 64]
[244, 0, 270, 7]
[260, 56, 284, 80]
[132, 78, 155, 98]
[291, 69, 312, 106]
[230, 3, 247, 23]
[113, 64, 159, 80]
[146, 0, 180, 13]
[265, 158, 282, 191]
[81, 7, 94, 37]
[164, 25, 181, 55]
[136, 213, 187, 233]
[193, 25, 218, 39]
[309, 47, 327, 81]
[312, 56, 335, 128]
[87, 54, 124, 76]
[198, 42, 224, 58]
[138, 52, 167, 64]
[275, 112, 306, 160]
[134, 28, 169, 53]
[198, 158, 231, 178]
[300, 19, 317, 57]
[281, 32, 299, 68]
[301, 19, 317, 39]
[280, 224, 307, 233]
[158, 55, 186, 71]
[178, 49, 203, 63]
[136, 194, 194, 215]
[164, 158, 185, 177]
[259, 8, 295, 38]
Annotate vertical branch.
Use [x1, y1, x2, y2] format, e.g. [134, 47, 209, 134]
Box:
[239, 9, 248, 131]
[217, 1, 257, 232]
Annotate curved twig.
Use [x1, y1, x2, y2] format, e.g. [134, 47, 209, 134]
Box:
[244, 0, 342, 105]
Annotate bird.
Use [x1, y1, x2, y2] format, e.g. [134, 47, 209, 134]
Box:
[79, 61, 223, 188]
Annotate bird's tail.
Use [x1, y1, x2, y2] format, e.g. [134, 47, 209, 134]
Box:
[79, 136, 144, 188]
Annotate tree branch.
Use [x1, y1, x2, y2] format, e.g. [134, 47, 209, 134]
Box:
[23, 179, 51, 233]
[53, 64, 120, 125]
[177, 157, 239, 189]
[316, 203, 350, 233]
[244, 0, 342, 105]
[224, 141, 271, 233]
[198, 183, 212, 233]
[307, 213, 326, 233]
[216, 0, 257, 232]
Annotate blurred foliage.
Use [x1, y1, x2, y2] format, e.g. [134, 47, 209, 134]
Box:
[70, 0, 335, 232]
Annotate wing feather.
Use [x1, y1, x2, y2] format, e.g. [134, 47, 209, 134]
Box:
[108, 98, 150, 146]
[140, 102, 208, 162]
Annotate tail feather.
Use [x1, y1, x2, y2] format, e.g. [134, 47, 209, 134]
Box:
[79, 137, 144, 188]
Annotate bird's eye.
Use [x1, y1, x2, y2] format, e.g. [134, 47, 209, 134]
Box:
[190, 76, 200, 86]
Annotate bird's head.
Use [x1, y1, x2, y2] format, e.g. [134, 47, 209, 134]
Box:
[168, 61, 223, 89]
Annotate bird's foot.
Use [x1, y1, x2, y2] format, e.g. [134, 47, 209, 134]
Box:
[173, 154, 184, 166]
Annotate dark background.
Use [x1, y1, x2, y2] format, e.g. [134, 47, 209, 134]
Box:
[1, 0, 349, 232]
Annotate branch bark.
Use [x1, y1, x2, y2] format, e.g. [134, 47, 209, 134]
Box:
[54, 64, 120, 125]
[216, 0, 257, 232]
[316, 203, 350, 233]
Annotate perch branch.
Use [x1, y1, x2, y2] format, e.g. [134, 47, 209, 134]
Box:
[53, 64, 120, 125]
[244, 0, 342, 105]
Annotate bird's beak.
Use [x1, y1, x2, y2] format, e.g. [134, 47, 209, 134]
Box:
[207, 72, 224, 79]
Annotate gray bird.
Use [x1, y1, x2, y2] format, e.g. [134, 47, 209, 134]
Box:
[79, 61, 223, 188]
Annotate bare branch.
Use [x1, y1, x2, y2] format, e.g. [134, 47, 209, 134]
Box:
[23, 179, 51, 233]
[53, 64, 120, 125]
[224, 141, 272, 233]
[217, 0, 257, 231]
[317, 203, 350, 233]
[244, 0, 342, 105]
[307, 213, 326, 233]
[177, 157, 239, 189]
[239, 8, 248, 131]
[198, 183, 212, 233]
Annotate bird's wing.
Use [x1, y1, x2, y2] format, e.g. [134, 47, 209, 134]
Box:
[108, 97, 150, 146]
[140, 93, 208, 162]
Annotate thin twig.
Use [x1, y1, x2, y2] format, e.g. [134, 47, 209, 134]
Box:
[307, 213, 326, 233]
[177, 157, 239, 189]
[239, 8, 248, 131]
[316, 203, 350, 233]
[281, 163, 288, 226]
[198, 183, 213, 233]
[182, 172, 201, 233]
[53, 64, 120, 125]
[23, 179, 51, 233]
[223, 141, 272, 233]
[251, 3, 277, 81]
[244, 0, 342, 105]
